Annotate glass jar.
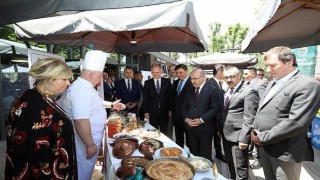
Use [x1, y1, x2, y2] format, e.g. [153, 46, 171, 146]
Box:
[128, 113, 137, 130]
[108, 117, 122, 138]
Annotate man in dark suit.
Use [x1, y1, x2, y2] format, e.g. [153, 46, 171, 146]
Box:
[103, 72, 114, 102]
[115, 67, 141, 115]
[143, 64, 172, 135]
[251, 46, 320, 180]
[207, 64, 227, 163]
[182, 69, 221, 162]
[103, 72, 115, 115]
[134, 71, 144, 120]
[222, 66, 259, 179]
[172, 64, 193, 148]
[167, 64, 177, 139]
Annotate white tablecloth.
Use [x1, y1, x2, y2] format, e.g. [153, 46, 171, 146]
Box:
[105, 123, 227, 180]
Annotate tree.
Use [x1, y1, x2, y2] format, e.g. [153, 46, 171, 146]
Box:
[224, 23, 248, 52]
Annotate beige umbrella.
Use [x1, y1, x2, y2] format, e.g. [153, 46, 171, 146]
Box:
[13, 1, 207, 53]
[242, 0, 320, 53]
[191, 52, 257, 69]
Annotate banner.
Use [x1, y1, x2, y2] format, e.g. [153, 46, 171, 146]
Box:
[293, 46, 318, 77]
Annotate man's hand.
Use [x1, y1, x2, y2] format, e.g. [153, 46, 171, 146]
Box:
[113, 99, 126, 111]
[239, 142, 248, 150]
[251, 129, 261, 145]
[144, 113, 149, 122]
[186, 118, 202, 127]
[86, 143, 97, 159]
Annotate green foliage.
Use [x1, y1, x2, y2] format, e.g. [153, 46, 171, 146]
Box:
[225, 23, 248, 51]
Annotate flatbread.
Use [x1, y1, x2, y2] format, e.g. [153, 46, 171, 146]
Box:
[146, 160, 193, 180]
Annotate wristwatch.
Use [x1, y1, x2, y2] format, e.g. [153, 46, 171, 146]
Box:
[111, 103, 114, 109]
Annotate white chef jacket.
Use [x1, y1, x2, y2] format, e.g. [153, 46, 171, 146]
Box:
[58, 77, 107, 180]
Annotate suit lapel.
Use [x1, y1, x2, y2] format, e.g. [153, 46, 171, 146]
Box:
[229, 81, 244, 106]
[260, 72, 300, 109]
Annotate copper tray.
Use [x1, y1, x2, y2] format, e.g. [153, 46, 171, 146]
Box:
[112, 139, 137, 159]
[145, 158, 195, 180]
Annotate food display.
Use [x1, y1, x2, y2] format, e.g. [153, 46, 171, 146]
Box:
[138, 139, 163, 159]
[145, 158, 195, 180]
[188, 157, 212, 172]
[160, 147, 183, 157]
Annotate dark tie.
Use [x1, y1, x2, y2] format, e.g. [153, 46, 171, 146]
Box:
[224, 87, 234, 110]
[156, 80, 160, 94]
[218, 81, 223, 90]
[195, 87, 200, 101]
[127, 79, 131, 92]
[177, 80, 183, 95]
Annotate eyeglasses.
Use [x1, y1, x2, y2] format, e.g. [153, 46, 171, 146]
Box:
[223, 74, 238, 80]
[257, 74, 264, 76]
[190, 76, 203, 81]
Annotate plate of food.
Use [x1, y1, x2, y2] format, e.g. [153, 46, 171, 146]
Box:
[154, 147, 188, 159]
[139, 139, 163, 160]
[188, 156, 212, 173]
[138, 129, 161, 139]
[113, 132, 133, 139]
[145, 158, 195, 180]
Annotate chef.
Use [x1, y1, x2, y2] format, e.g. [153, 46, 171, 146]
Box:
[58, 50, 123, 179]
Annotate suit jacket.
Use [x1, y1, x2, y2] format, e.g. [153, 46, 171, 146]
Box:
[115, 79, 141, 104]
[143, 78, 172, 114]
[254, 72, 320, 162]
[103, 80, 114, 101]
[247, 77, 268, 98]
[182, 82, 221, 134]
[207, 78, 225, 130]
[172, 78, 193, 124]
[222, 81, 259, 144]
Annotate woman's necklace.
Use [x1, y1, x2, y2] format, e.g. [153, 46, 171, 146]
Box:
[35, 87, 72, 121]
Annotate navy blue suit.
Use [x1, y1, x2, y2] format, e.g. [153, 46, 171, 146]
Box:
[115, 79, 141, 115]
[143, 78, 172, 135]
[103, 80, 114, 102]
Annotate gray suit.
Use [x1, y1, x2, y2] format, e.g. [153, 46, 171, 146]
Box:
[254, 72, 320, 161]
[222, 81, 259, 179]
[254, 72, 320, 179]
[247, 77, 267, 98]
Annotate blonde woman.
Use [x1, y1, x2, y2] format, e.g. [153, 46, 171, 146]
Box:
[5, 59, 77, 179]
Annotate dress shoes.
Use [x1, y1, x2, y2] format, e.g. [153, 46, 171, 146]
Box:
[215, 154, 227, 163]
[250, 160, 262, 169]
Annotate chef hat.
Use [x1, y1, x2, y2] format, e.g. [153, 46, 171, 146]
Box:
[83, 50, 108, 72]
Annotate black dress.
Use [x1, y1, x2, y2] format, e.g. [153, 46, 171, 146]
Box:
[5, 89, 77, 179]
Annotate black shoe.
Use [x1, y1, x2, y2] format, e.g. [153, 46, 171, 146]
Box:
[215, 154, 227, 163]
[250, 160, 262, 169]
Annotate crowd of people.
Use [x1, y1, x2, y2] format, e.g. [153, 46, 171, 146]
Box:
[4, 46, 320, 180]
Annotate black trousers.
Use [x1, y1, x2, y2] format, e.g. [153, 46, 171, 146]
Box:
[173, 115, 190, 148]
[222, 136, 249, 180]
[188, 128, 214, 162]
[149, 109, 169, 135]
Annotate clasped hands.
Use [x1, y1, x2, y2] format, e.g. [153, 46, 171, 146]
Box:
[126, 102, 137, 109]
[251, 129, 262, 146]
[185, 118, 202, 127]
